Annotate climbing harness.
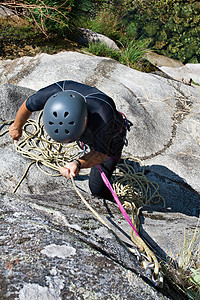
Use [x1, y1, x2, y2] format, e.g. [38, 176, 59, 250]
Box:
[1, 114, 164, 287]
[76, 140, 90, 155]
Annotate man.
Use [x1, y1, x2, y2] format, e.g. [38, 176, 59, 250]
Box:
[9, 80, 130, 200]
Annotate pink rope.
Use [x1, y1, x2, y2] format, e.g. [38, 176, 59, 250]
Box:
[97, 165, 140, 237]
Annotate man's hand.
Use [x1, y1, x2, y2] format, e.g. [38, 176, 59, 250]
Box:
[60, 150, 106, 179]
[9, 124, 22, 142]
[59, 161, 80, 179]
[9, 100, 32, 142]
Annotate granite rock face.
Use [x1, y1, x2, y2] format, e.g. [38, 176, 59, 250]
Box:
[0, 52, 199, 212]
[158, 63, 200, 85]
[0, 192, 170, 300]
[0, 51, 200, 299]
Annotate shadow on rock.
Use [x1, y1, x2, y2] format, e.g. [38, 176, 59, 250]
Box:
[144, 164, 200, 217]
[121, 159, 200, 217]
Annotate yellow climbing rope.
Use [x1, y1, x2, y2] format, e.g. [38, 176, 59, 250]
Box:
[112, 161, 165, 281]
[113, 161, 165, 231]
[15, 112, 81, 175]
[1, 114, 164, 286]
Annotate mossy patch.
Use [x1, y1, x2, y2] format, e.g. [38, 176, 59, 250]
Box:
[0, 17, 78, 59]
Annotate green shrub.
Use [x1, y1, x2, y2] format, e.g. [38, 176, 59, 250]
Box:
[20, 0, 75, 36]
[1, 0, 104, 37]
[85, 7, 124, 42]
[122, 0, 200, 63]
[2, 0, 199, 64]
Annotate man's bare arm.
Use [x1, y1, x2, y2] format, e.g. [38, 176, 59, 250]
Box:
[9, 100, 32, 141]
[60, 150, 107, 179]
[78, 150, 106, 169]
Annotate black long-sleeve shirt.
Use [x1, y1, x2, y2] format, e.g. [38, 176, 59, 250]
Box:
[26, 80, 125, 157]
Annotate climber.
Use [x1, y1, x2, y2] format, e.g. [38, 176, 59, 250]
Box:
[9, 80, 132, 200]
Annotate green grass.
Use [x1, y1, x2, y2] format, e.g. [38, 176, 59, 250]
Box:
[119, 39, 149, 68]
[163, 219, 200, 299]
[83, 39, 150, 71]
[191, 80, 200, 87]
[85, 42, 121, 60]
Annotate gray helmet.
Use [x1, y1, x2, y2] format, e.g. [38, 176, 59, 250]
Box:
[43, 90, 87, 143]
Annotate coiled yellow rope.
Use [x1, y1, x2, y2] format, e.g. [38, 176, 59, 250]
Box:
[113, 161, 165, 232]
[112, 162, 165, 278]
[1, 114, 164, 286]
[15, 112, 81, 175]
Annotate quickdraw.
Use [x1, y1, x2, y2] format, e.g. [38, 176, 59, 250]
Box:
[120, 112, 133, 131]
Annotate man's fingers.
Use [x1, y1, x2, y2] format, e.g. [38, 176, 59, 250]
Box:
[60, 162, 78, 179]
[60, 167, 70, 178]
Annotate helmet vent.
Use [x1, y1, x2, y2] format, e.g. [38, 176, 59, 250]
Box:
[65, 129, 69, 134]
[49, 121, 54, 125]
[59, 122, 63, 125]
[68, 121, 75, 125]
[53, 111, 57, 117]
[64, 111, 69, 118]
[55, 129, 58, 134]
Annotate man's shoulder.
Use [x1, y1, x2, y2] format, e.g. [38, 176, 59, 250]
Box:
[63, 80, 101, 97]
[62, 80, 116, 111]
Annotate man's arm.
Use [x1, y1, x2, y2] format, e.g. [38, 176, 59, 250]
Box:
[78, 150, 106, 169]
[9, 100, 32, 141]
[59, 150, 106, 179]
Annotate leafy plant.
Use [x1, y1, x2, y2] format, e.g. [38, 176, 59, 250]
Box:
[85, 7, 124, 42]
[121, 0, 200, 63]
[1, 0, 73, 36]
[187, 268, 200, 299]
[2, 0, 200, 63]
[0, 0, 104, 37]
[162, 218, 200, 299]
